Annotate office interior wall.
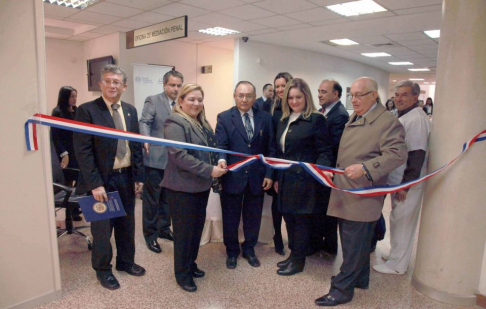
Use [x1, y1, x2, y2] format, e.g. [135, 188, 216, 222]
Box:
[0, 0, 62, 308]
[233, 40, 390, 112]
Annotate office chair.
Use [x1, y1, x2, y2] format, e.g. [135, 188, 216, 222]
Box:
[54, 168, 92, 250]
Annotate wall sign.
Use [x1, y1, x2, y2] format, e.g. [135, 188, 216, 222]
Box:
[126, 16, 187, 49]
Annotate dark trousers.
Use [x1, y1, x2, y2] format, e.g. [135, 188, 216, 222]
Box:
[91, 170, 135, 275]
[167, 189, 209, 285]
[220, 184, 264, 257]
[329, 219, 377, 302]
[142, 166, 171, 242]
[310, 213, 338, 253]
[270, 195, 284, 251]
[283, 214, 312, 260]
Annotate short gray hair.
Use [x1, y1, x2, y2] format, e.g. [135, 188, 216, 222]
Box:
[101, 64, 127, 84]
[395, 80, 420, 95]
[163, 70, 184, 84]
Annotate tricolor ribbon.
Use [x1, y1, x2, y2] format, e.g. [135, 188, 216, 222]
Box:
[26, 113, 485, 197]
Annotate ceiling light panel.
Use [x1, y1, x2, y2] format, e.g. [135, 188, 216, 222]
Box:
[43, 0, 99, 9]
[327, 0, 387, 17]
[409, 78, 424, 81]
[361, 52, 391, 57]
[198, 27, 240, 36]
[408, 68, 430, 71]
[424, 30, 440, 38]
[389, 62, 414, 65]
[329, 38, 359, 46]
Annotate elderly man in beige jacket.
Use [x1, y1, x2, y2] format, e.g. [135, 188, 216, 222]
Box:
[315, 77, 407, 307]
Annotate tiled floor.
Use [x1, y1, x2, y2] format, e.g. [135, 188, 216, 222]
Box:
[37, 196, 479, 309]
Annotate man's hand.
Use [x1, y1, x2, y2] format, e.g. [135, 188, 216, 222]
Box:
[218, 160, 227, 169]
[92, 186, 108, 202]
[395, 190, 408, 202]
[273, 181, 278, 193]
[344, 164, 365, 180]
[60, 155, 69, 169]
[143, 143, 150, 154]
[211, 166, 227, 178]
[323, 171, 334, 180]
[262, 178, 273, 190]
[135, 182, 144, 196]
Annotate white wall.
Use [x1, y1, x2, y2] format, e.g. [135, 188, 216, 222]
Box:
[0, 0, 61, 308]
[234, 40, 390, 112]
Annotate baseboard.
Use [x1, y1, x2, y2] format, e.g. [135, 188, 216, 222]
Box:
[8, 290, 62, 309]
[412, 274, 477, 306]
[477, 293, 486, 308]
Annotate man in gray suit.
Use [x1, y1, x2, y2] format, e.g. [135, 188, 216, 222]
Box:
[139, 70, 183, 253]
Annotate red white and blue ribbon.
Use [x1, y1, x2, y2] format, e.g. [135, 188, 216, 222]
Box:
[25, 113, 485, 197]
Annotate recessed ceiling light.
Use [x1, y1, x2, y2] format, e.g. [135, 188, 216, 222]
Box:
[361, 52, 391, 57]
[198, 27, 240, 36]
[409, 78, 424, 81]
[329, 38, 359, 46]
[327, 0, 387, 17]
[408, 68, 430, 71]
[424, 30, 440, 38]
[43, 0, 99, 9]
[389, 62, 414, 65]
[392, 80, 397, 82]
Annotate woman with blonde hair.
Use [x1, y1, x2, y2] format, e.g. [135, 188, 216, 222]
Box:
[161, 83, 227, 292]
[274, 78, 333, 276]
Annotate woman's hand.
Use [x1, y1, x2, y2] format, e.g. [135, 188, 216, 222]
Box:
[211, 166, 227, 178]
[60, 155, 69, 169]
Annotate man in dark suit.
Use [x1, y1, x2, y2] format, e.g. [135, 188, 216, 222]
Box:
[215, 81, 276, 269]
[254, 83, 273, 112]
[74, 65, 145, 291]
[139, 70, 183, 254]
[309, 79, 349, 256]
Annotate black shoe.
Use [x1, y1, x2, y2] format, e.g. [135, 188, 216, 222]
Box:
[275, 247, 286, 256]
[72, 214, 83, 221]
[146, 240, 162, 253]
[116, 263, 146, 276]
[315, 294, 350, 306]
[159, 230, 174, 241]
[277, 259, 304, 276]
[192, 268, 205, 278]
[277, 256, 291, 268]
[97, 273, 120, 290]
[178, 280, 197, 292]
[242, 253, 261, 267]
[226, 256, 237, 269]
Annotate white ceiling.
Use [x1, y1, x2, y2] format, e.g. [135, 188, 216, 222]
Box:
[44, 0, 442, 83]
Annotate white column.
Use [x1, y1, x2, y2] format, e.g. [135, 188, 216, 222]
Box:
[412, 0, 486, 306]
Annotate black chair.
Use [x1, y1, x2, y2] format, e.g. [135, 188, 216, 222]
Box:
[54, 168, 92, 250]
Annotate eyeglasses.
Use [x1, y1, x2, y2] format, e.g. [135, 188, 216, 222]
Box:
[347, 91, 373, 100]
[102, 79, 123, 87]
[236, 94, 255, 100]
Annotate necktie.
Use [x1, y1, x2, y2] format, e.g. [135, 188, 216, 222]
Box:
[355, 115, 362, 122]
[112, 103, 127, 159]
[171, 101, 175, 110]
[244, 112, 253, 140]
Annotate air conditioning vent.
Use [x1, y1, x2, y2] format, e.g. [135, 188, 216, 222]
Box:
[370, 43, 395, 47]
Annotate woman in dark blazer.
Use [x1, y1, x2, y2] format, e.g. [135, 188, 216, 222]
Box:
[267, 72, 293, 256]
[274, 78, 333, 276]
[51, 86, 79, 168]
[161, 84, 227, 292]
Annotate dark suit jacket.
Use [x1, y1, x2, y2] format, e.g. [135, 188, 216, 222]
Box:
[160, 113, 215, 193]
[215, 106, 276, 195]
[51, 107, 78, 168]
[276, 112, 333, 214]
[73, 97, 144, 195]
[320, 101, 349, 167]
[255, 96, 271, 112]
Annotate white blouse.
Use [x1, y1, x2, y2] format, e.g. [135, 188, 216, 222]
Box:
[280, 112, 301, 152]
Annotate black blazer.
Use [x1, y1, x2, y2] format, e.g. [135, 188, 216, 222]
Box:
[276, 112, 332, 214]
[73, 97, 144, 195]
[322, 101, 349, 167]
[216, 106, 276, 195]
[51, 107, 78, 168]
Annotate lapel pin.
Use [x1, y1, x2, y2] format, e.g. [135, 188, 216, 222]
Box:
[128, 113, 130, 116]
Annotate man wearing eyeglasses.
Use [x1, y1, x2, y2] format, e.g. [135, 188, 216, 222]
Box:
[139, 70, 183, 254]
[315, 77, 407, 306]
[74, 65, 145, 291]
[215, 81, 276, 269]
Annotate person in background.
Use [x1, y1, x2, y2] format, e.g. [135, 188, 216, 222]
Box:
[423, 97, 434, 115]
[267, 72, 293, 256]
[139, 70, 183, 254]
[161, 84, 227, 292]
[274, 78, 333, 276]
[255, 83, 274, 112]
[385, 99, 398, 117]
[51, 86, 79, 169]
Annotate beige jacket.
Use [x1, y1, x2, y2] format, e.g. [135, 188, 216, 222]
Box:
[327, 103, 407, 222]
